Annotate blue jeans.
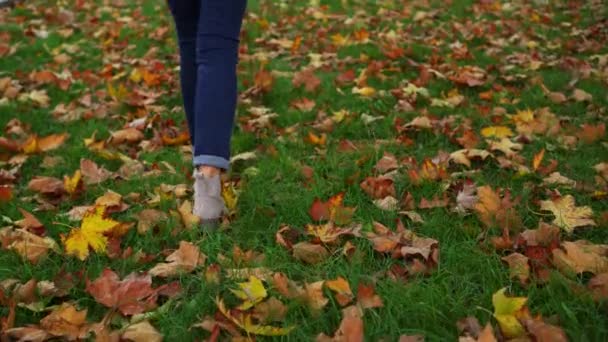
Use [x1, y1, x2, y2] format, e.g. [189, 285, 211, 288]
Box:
[167, 0, 247, 170]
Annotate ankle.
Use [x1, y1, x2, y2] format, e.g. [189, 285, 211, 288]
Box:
[197, 165, 221, 178]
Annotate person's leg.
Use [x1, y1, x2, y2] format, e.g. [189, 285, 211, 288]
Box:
[192, 0, 247, 224]
[193, 0, 247, 171]
[167, 0, 200, 142]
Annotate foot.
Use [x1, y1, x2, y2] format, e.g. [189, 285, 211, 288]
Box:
[192, 167, 225, 226]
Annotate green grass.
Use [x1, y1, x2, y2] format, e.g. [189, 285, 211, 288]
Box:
[1, 0, 607, 340]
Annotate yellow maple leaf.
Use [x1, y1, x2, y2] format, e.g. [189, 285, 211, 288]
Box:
[230, 275, 268, 310]
[492, 288, 528, 338]
[62, 206, 120, 260]
[216, 297, 294, 336]
[221, 181, 239, 213]
[481, 126, 514, 139]
[64, 170, 82, 195]
[540, 195, 596, 233]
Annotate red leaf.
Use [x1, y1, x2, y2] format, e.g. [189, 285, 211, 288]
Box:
[86, 269, 158, 316]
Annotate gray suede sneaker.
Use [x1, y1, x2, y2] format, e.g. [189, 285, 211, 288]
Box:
[192, 170, 225, 228]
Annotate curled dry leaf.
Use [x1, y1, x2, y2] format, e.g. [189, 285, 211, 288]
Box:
[122, 320, 163, 342]
[39, 303, 89, 340]
[360, 176, 396, 199]
[292, 241, 329, 264]
[149, 241, 206, 277]
[325, 277, 354, 307]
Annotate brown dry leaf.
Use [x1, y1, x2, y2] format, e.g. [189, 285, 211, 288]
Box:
[15, 208, 44, 233]
[488, 138, 523, 156]
[293, 69, 321, 92]
[272, 272, 305, 299]
[360, 176, 396, 199]
[27, 176, 66, 196]
[135, 209, 168, 234]
[357, 283, 383, 309]
[373, 196, 399, 211]
[450, 149, 491, 168]
[374, 152, 399, 173]
[577, 123, 605, 144]
[399, 335, 425, 342]
[1, 228, 59, 263]
[588, 273, 608, 301]
[539, 195, 596, 233]
[501, 252, 530, 284]
[85, 269, 159, 316]
[571, 88, 592, 102]
[325, 277, 354, 307]
[474, 186, 522, 231]
[303, 281, 329, 311]
[316, 305, 363, 342]
[109, 128, 144, 145]
[523, 319, 568, 342]
[149, 241, 206, 277]
[4, 327, 51, 341]
[253, 297, 288, 323]
[80, 159, 112, 185]
[552, 240, 608, 275]
[122, 321, 163, 342]
[39, 303, 89, 340]
[177, 200, 201, 229]
[292, 242, 329, 264]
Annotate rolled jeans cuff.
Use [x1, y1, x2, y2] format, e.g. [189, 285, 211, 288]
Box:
[193, 154, 230, 170]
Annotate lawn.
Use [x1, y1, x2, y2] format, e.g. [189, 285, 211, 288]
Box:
[1, 0, 607, 341]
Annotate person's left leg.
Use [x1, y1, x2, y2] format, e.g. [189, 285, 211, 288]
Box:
[192, 0, 247, 224]
[192, 0, 247, 171]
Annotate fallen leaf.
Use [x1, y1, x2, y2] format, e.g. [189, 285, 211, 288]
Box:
[216, 297, 294, 336]
[474, 186, 522, 231]
[39, 303, 88, 340]
[552, 240, 608, 275]
[230, 275, 268, 310]
[492, 288, 528, 338]
[253, 297, 288, 323]
[481, 126, 513, 139]
[122, 320, 163, 342]
[501, 253, 530, 284]
[135, 209, 168, 234]
[80, 159, 112, 185]
[523, 318, 568, 342]
[62, 206, 120, 260]
[588, 273, 608, 301]
[293, 242, 329, 264]
[317, 305, 363, 342]
[357, 283, 383, 309]
[149, 241, 206, 277]
[86, 269, 158, 316]
[539, 195, 596, 233]
[325, 277, 354, 307]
